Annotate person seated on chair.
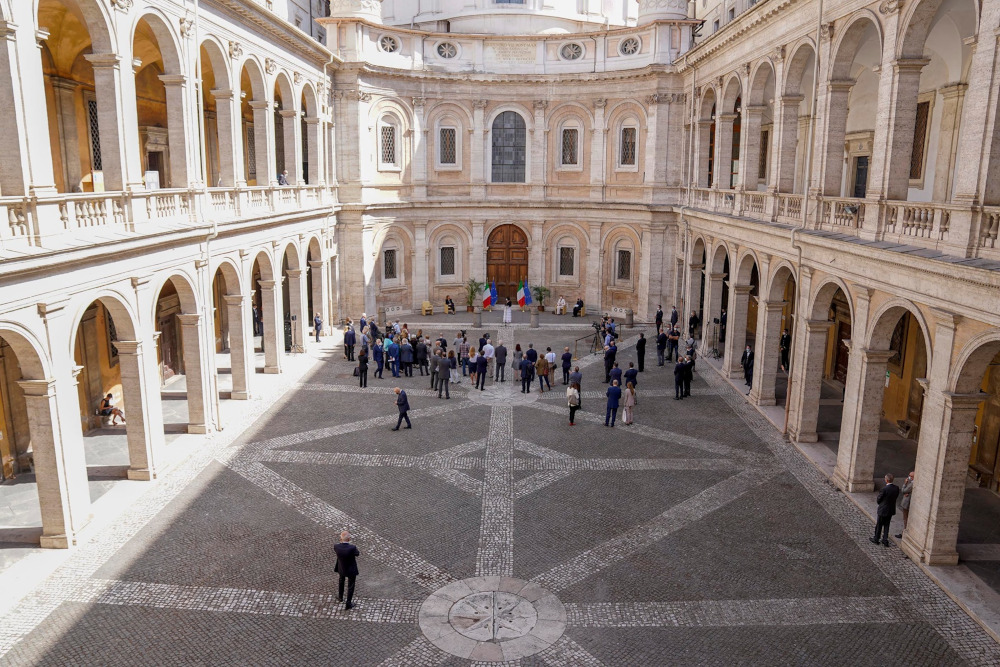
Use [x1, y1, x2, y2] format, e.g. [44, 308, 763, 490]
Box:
[445, 295, 456, 314]
[572, 298, 584, 318]
[99, 393, 125, 425]
[555, 296, 567, 315]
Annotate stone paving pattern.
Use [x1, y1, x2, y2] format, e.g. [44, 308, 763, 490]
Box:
[1, 324, 999, 665]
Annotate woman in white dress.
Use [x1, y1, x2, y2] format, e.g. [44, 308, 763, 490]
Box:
[503, 298, 513, 323]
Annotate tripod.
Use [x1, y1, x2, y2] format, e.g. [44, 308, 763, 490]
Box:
[591, 329, 603, 355]
[709, 323, 721, 359]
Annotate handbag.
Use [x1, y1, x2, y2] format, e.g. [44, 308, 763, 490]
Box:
[353, 367, 359, 377]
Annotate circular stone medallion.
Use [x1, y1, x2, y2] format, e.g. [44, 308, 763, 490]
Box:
[419, 577, 566, 662]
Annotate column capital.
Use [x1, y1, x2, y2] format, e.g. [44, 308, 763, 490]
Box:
[16, 378, 57, 397]
[210, 88, 235, 100]
[708, 272, 727, 280]
[83, 53, 122, 69]
[803, 318, 833, 332]
[176, 313, 201, 326]
[116, 340, 142, 355]
[718, 112, 738, 122]
[860, 348, 896, 363]
[37, 298, 71, 321]
[760, 300, 787, 312]
[286, 269, 303, 279]
[938, 82, 968, 100]
[780, 94, 805, 104]
[249, 100, 271, 111]
[893, 57, 931, 74]
[827, 80, 855, 93]
[278, 109, 298, 119]
[49, 76, 81, 92]
[158, 74, 187, 87]
[942, 391, 987, 409]
[222, 294, 245, 306]
[689, 263, 705, 271]
[733, 285, 754, 295]
[930, 308, 960, 330]
[303, 116, 321, 125]
[257, 279, 278, 289]
[308, 260, 323, 269]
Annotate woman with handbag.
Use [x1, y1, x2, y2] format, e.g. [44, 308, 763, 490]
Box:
[567, 382, 581, 425]
[511, 343, 523, 375]
[622, 381, 637, 425]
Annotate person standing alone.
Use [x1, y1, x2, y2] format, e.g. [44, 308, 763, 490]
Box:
[392, 387, 411, 430]
[357, 347, 368, 388]
[635, 333, 646, 372]
[870, 474, 900, 547]
[567, 382, 581, 426]
[334, 531, 360, 610]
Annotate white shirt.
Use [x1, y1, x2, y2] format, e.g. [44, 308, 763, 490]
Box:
[545, 351, 556, 365]
[482, 343, 495, 359]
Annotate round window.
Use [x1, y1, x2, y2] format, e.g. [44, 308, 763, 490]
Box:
[619, 37, 640, 56]
[437, 42, 458, 59]
[560, 43, 583, 60]
[379, 35, 400, 53]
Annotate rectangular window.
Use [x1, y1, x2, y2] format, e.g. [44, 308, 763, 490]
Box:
[439, 127, 457, 164]
[559, 247, 575, 276]
[87, 98, 102, 171]
[561, 128, 579, 166]
[758, 129, 769, 181]
[380, 125, 396, 165]
[728, 7, 735, 21]
[440, 246, 455, 276]
[620, 127, 637, 166]
[910, 100, 931, 180]
[245, 122, 257, 181]
[617, 250, 632, 281]
[713, 20, 720, 33]
[383, 249, 397, 280]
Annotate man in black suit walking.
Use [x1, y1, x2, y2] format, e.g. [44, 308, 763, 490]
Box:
[392, 387, 411, 430]
[635, 333, 646, 372]
[334, 530, 360, 609]
[870, 474, 900, 547]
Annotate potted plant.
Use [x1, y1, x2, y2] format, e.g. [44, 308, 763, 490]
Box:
[465, 278, 484, 312]
[531, 285, 551, 312]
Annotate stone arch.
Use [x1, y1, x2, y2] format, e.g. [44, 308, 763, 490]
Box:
[603, 224, 642, 282]
[809, 276, 856, 321]
[604, 99, 646, 130]
[0, 322, 50, 380]
[485, 104, 534, 131]
[748, 59, 776, 106]
[831, 12, 884, 81]
[547, 101, 596, 127]
[282, 240, 302, 272]
[306, 235, 323, 261]
[710, 241, 731, 273]
[150, 270, 200, 324]
[273, 71, 295, 110]
[898, 0, 979, 60]
[766, 261, 797, 301]
[428, 222, 471, 285]
[733, 248, 760, 284]
[131, 9, 182, 74]
[689, 235, 707, 264]
[782, 39, 818, 98]
[721, 73, 743, 112]
[425, 101, 474, 130]
[300, 82, 318, 117]
[250, 247, 276, 283]
[952, 330, 1000, 394]
[544, 222, 589, 285]
[370, 97, 414, 128]
[213, 257, 243, 295]
[484, 220, 530, 245]
[70, 290, 139, 348]
[699, 86, 717, 121]
[37, 0, 114, 54]
[200, 37, 231, 89]
[866, 297, 933, 367]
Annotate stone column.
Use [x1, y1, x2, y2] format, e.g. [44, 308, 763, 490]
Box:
[684, 263, 704, 332]
[250, 100, 275, 186]
[159, 75, 192, 188]
[749, 300, 786, 406]
[817, 82, 853, 196]
[832, 345, 894, 492]
[586, 223, 603, 312]
[699, 272, 726, 356]
[637, 223, 665, 320]
[84, 53, 143, 191]
[772, 95, 803, 193]
[49, 77, 83, 192]
[279, 109, 302, 184]
[286, 269, 308, 349]
[932, 84, 967, 202]
[258, 279, 282, 373]
[740, 105, 766, 191]
[412, 97, 427, 198]
[724, 285, 752, 379]
[17, 378, 91, 548]
[304, 117, 322, 184]
[902, 391, 983, 565]
[176, 314, 209, 434]
[5, 22, 56, 194]
[590, 98, 607, 197]
[716, 113, 737, 189]
[529, 222, 544, 289]
[471, 100, 487, 197]
[413, 223, 429, 311]
[308, 260, 328, 337]
[868, 58, 929, 203]
[531, 100, 547, 197]
[471, 221, 486, 281]
[694, 120, 713, 188]
[786, 318, 833, 443]
[223, 295, 252, 399]
[116, 340, 164, 480]
[210, 89, 240, 187]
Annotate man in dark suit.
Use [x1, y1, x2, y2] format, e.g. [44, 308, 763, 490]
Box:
[655, 306, 663, 334]
[779, 328, 792, 372]
[392, 387, 411, 430]
[667, 327, 680, 362]
[357, 348, 368, 388]
[437, 354, 450, 399]
[415, 338, 428, 376]
[334, 531, 360, 609]
[603, 343, 617, 383]
[400, 339, 414, 377]
[344, 326, 356, 361]
[520, 357, 534, 394]
[635, 333, 646, 372]
[605, 380, 622, 427]
[656, 330, 667, 366]
[741, 345, 754, 393]
[494, 341, 508, 382]
[682, 356, 693, 397]
[669, 306, 679, 328]
[476, 351, 489, 390]
[609, 361, 623, 387]
[674, 358, 685, 400]
[525, 343, 538, 364]
[388, 339, 400, 378]
[624, 362, 638, 390]
[870, 474, 900, 547]
[561, 347, 573, 384]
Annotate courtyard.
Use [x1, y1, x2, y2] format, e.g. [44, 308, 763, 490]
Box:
[1, 322, 998, 665]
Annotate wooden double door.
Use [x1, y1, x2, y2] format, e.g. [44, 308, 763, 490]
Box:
[486, 224, 529, 302]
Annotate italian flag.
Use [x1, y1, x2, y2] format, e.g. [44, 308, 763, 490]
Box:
[516, 281, 526, 307]
[482, 284, 492, 309]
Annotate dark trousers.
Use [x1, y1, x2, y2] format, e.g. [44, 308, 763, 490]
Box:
[338, 575, 356, 605]
[638, 352, 645, 372]
[495, 364, 505, 382]
[391, 360, 399, 377]
[569, 405, 579, 424]
[431, 371, 438, 389]
[604, 362, 612, 383]
[521, 377, 531, 393]
[462, 358, 469, 376]
[359, 369, 367, 388]
[315, 330, 321, 343]
[418, 361, 428, 376]
[476, 372, 486, 390]
[438, 377, 450, 398]
[395, 411, 411, 429]
[403, 361, 412, 377]
[667, 343, 677, 362]
[675, 380, 684, 399]
[346, 345, 355, 361]
[683, 377, 691, 397]
[874, 515, 893, 544]
[562, 367, 570, 384]
[605, 406, 618, 426]
[657, 349, 665, 366]
[375, 362, 384, 378]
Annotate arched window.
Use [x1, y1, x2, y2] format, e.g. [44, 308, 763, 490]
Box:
[555, 235, 579, 282]
[613, 240, 634, 285]
[436, 234, 462, 281]
[491, 111, 526, 183]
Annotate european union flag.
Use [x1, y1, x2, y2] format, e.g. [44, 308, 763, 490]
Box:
[490, 281, 498, 306]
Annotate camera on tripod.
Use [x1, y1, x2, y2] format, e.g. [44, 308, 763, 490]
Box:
[591, 322, 603, 333]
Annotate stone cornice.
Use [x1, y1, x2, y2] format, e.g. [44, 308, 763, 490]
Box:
[205, 0, 337, 68]
[680, 0, 801, 71]
[351, 62, 679, 85]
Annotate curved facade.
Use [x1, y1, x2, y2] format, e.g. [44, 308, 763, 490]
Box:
[0, 0, 998, 583]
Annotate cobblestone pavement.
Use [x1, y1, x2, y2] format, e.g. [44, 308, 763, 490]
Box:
[2, 325, 999, 665]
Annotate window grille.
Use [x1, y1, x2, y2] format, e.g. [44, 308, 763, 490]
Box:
[440, 127, 457, 164]
[87, 99, 102, 170]
[619, 38, 640, 56]
[617, 250, 632, 281]
[561, 128, 579, 165]
[440, 247, 455, 276]
[758, 129, 769, 181]
[620, 126, 637, 166]
[274, 111, 285, 174]
[380, 125, 396, 165]
[559, 247, 575, 276]
[245, 123, 257, 180]
[491, 111, 526, 183]
[910, 100, 930, 180]
[379, 35, 399, 53]
[383, 249, 397, 280]
[437, 42, 458, 59]
[560, 43, 583, 60]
